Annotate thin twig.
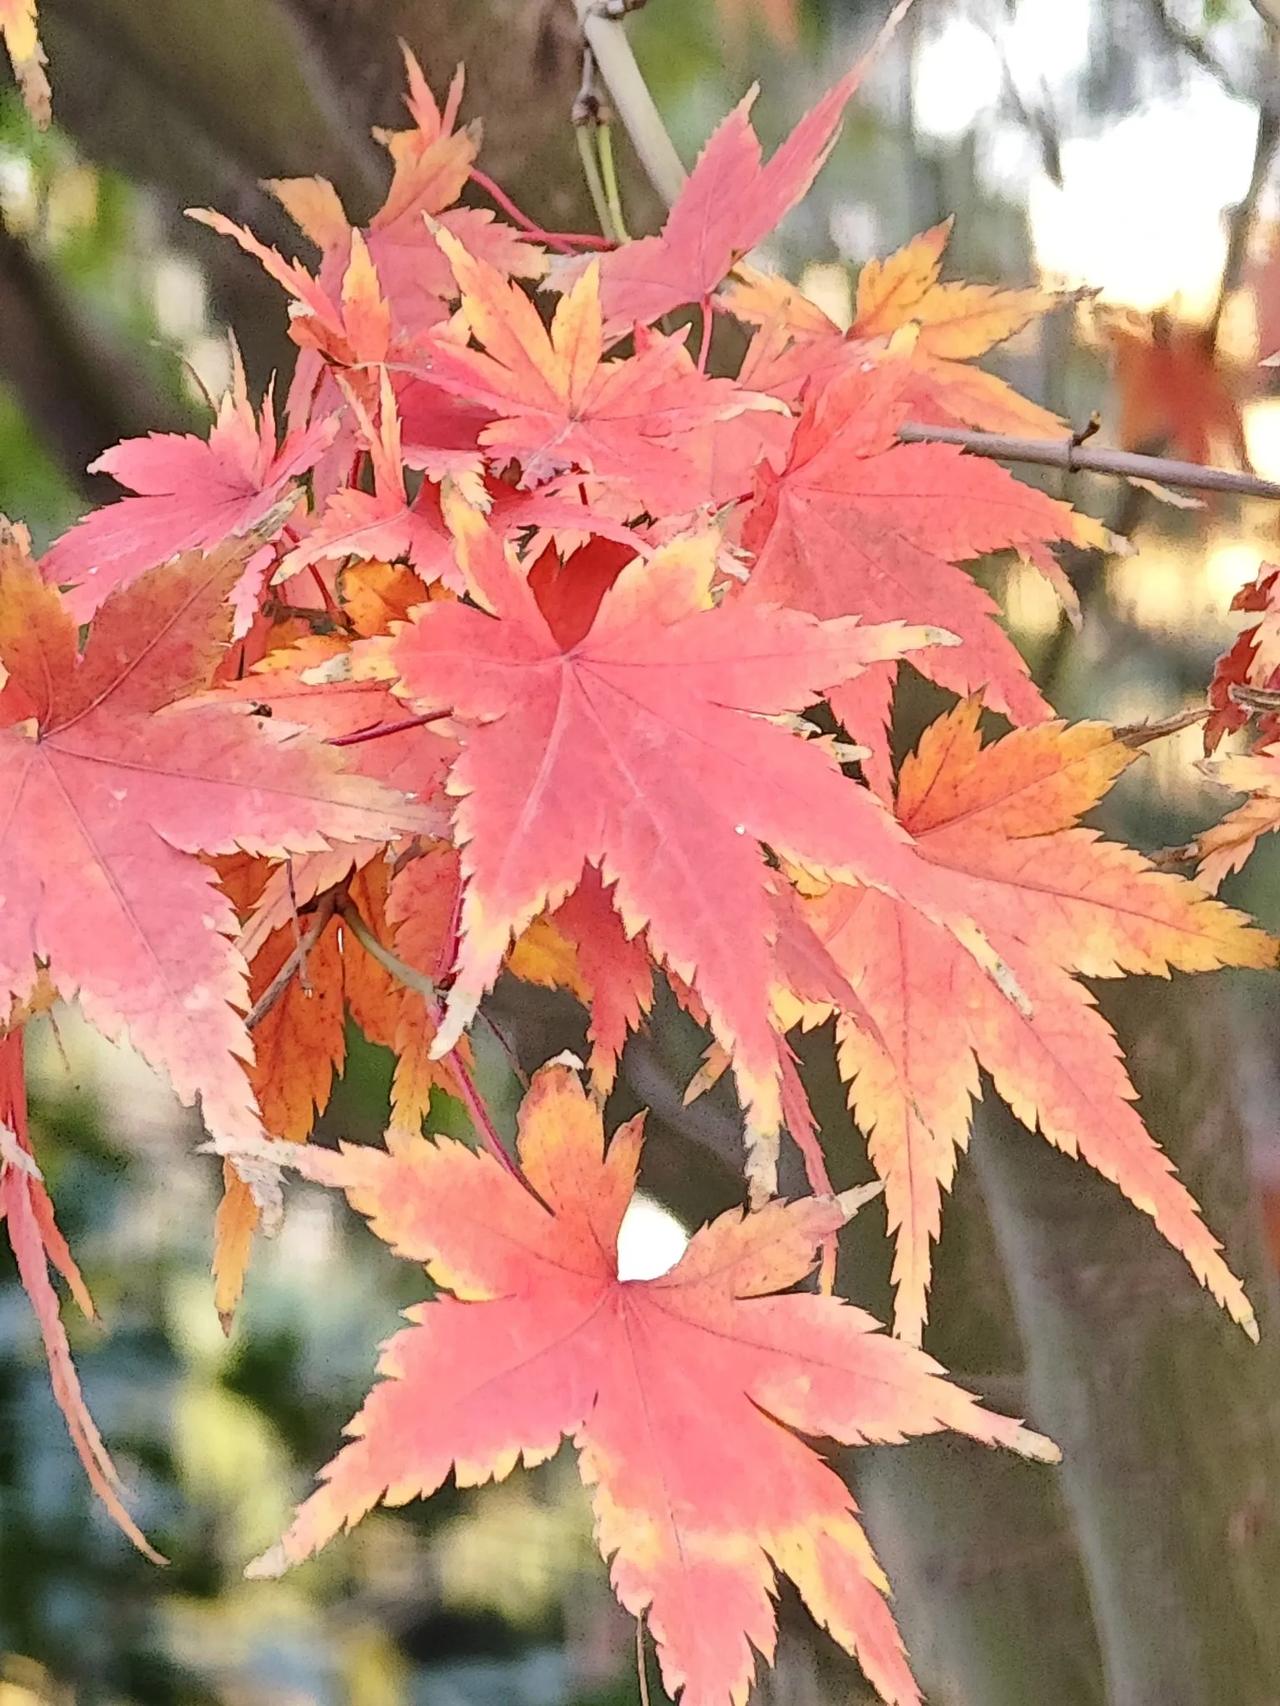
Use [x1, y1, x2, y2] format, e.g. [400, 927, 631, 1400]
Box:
[1142, 0, 1242, 99]
[336, 900, 528, 1187]
[897, 421, 1280, 503]
[1230, 682, 1280, 712]
[245, 887, 342, 1030]
[285, 862, 312, 995]
[1115, 704, 1210, 748]
[571, 0, 686, 205]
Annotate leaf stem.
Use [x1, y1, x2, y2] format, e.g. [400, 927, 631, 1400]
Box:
[327, 711, 449, 748]
[575, 122, 616, 242]
[335, 900, 527, 1187]
[597, 120, 631, 242]
[468, 167, 614, 252]
[696, 297, 713, 373]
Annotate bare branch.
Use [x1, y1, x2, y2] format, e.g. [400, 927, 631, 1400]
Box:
[898, 422, 1280, 504]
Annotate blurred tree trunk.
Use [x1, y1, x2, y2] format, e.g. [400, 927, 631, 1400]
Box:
[21, 0, 654, 478]
[968, 974, 1280, 1706]
[850, 1163, 1107, 1706]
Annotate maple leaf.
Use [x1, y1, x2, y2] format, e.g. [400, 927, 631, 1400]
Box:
[1205, 562, 1280, 752]
[790, 699, 1271, 1341]
[267, 51, 544, 347]
[387, 498, 975, 1183]
[190, 214, 395, 381]
[579, 2, 914, 331]
[0, 1028, 160, 1555]
[0, 536, 432, 1149]
[42, 341, 336, 622]
[741, 360, 1104, 785]
[276, 373, 463, 590]
[213, 848, 463, 1322]
[213, 625, 456, 818]
[0, 0, 49, 125]
[1107, 311, 1251, 471]
[724, 218, 1067, 437]
[422, 230, 776, 514]
[246, 1062, 1056, 1706]
[1193, 744, 1280, 890]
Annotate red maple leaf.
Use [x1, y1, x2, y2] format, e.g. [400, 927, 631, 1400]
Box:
[42, 342, 335, 622]
[0, 536, 431, 1148]
[742, 360, 1105, 784]
[580, 1, 914, 330]
[0, 1028, 159, 1556]
[421, 230, 776, 514]
[277, 374, 464, 590]
[1204, 561, 1280, 752]
[387, 497, 973, 1184]
[267, 51, 544, 347]
[246, 1062, 1056, 1706]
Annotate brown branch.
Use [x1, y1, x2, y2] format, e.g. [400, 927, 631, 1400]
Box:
[898, 422, 1280, 504]
[1115, 705, 1210, 748]
[244, 885, 342, 1030]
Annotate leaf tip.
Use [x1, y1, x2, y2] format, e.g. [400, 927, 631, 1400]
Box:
[1013, 1424, 1062, 1465]
[834, 1179, 884, 1223]
[244, 1543, 289, 1581]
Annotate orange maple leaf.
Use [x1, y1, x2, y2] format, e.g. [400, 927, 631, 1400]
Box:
[0, 537, 431, 1149]
[726, 218, 1067, 437]
[213, 850, 463, 1322]
[788, 699, 1272, 1341]
[247, 1062, 1057, 1706]
[1195, 744, 1280, 890]
[1107, 310, 1251, 470]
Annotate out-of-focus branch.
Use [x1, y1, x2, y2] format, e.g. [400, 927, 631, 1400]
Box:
[570, 0, 686, 205]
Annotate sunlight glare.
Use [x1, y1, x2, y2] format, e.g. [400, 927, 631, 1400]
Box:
[1030, 89, 1257, 315]
[616, 1192, 690, 1281]
[912, 17, 1002, 142]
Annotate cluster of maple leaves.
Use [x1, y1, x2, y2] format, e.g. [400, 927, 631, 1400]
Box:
[4, 25, 1280, 1706]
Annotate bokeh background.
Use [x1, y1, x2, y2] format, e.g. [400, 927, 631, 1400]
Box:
[4, 1, 1280, 1701]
